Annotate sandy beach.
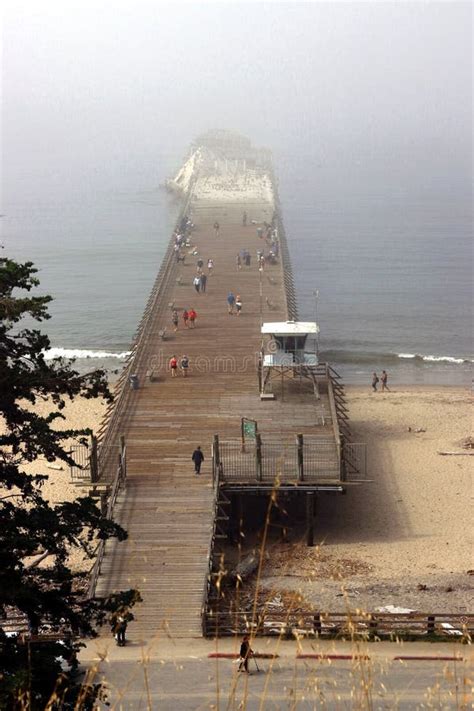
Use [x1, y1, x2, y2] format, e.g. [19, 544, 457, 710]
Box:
[19, 385, 472, 611]
[14, 396, 108, 571]
[258, 385, 473, 613]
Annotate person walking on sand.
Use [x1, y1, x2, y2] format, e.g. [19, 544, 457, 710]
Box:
[192, 445, 204, 475]
[180, 354, 189, 377]
[381, 370, 390, 391]
[200, 273, 207, 293]
[372, 372, 379, 392]
[171, 309, 179, 332]
[238, 635, 253, 673]
[193, 275, 201, 294]
[227, 291, 236, 314]
[188, 308, 197, 328]
[207, 258, 214, 275]
[235, 294, 242, 315]
[169, 355, 178, 377]
[214, 221, 220, 238]
[182, 309, 189, 328]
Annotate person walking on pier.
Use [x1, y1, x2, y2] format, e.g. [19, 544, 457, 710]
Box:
[214, 221, 220, 238]
[372, 372, 379, 392]
[227, 291, 236, 314]
[172, 309, 179, 332]
[192, 445, 204, 475]
[188, 308, 197, 328]
[197, 257, 204, 270]
[182, 309, 189, 328]
[236, 254, 242, 270]
[180, 354, 189, 377]
[207, 258, 214, 275]
[242, 211, 247, 226]
[111, 609, 132, 647]
[193, 275, 201, 294]
[200, 273, 207, 293]
[235, 294, 242, 316]
[381, 370, 390, 391]
[169, 355, 178, 377]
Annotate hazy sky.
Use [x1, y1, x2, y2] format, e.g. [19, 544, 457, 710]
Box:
[2, 1, 472, 200]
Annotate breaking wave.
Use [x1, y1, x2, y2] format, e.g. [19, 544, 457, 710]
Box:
[320, 349, 472, 366]
[397, 353, 470, 365]
[43, 348, 131, 361]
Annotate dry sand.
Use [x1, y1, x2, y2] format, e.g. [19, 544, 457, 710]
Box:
[13, 396, 107, 571]
[258, 385, 473, 613]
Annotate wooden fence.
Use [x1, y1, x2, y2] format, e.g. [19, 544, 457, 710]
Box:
[203, 610, 473, 640]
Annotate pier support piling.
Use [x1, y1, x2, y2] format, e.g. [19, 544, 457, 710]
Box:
[306, 492, 317, 547]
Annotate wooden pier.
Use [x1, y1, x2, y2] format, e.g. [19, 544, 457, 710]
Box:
[88, 139, 365, 640]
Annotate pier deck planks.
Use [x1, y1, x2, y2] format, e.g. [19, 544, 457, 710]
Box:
[96, 198, 338, 639]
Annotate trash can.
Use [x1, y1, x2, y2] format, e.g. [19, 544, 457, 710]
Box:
[129, 374, 139, 390]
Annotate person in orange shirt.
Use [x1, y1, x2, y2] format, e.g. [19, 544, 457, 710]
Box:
[188, 308, 197, 328]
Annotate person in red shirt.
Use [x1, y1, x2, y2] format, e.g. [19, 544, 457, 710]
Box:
[188, 308, 197, 328]
[169, 355, 178, 377]
[182, 309, 189, 328]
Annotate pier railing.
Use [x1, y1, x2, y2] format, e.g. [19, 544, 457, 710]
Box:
[269, 166, 299, 321]
[93, 187, 196, 484]
[213, 435, 344, 485]
[87, 442, 127, 599]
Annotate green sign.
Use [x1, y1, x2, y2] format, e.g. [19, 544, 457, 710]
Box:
[242, 419, 257, 439]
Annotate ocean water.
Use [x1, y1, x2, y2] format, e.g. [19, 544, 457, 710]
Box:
[3, 145, 472, 386]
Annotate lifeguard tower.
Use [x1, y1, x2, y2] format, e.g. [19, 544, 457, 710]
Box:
[259, 320, 320, 399]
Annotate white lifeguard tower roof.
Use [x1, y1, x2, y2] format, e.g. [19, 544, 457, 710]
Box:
[261, 321, 319, 335]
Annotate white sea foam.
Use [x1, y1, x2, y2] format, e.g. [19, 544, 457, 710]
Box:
[397, 353, 469, 365]
[422, 355, 468, 364]
[43, 348, 130, 360]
